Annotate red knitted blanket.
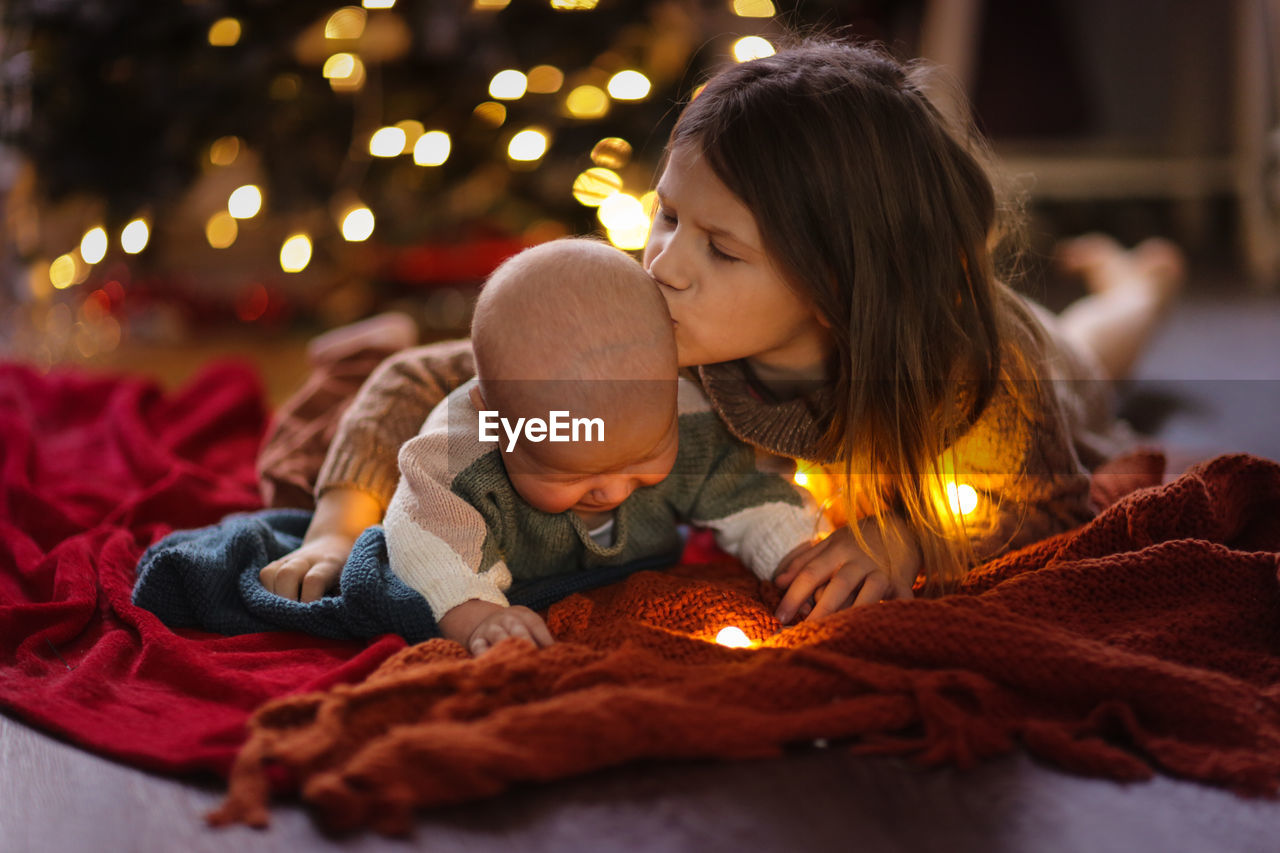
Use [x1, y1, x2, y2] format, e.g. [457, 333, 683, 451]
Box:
[213, 453, 1280, 835]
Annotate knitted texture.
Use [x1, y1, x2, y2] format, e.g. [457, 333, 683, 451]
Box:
[212, 454, 1280, 836]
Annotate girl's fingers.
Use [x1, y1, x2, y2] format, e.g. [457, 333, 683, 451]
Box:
[852, 572, 892, 608]
[775, 536, 831, 586]
[775, 558, 838, 624]
[806, 572, 862, 621]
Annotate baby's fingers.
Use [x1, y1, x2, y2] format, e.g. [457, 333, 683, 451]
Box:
[259, 556, 308, 600]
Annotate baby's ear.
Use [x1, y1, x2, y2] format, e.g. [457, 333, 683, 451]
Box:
[468, 383, 487, 411]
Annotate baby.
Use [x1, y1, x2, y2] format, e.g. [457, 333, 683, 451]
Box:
[383, 238, 820, 655]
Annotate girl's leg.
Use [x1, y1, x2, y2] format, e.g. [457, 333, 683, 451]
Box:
[1054, 234, 1185, 382]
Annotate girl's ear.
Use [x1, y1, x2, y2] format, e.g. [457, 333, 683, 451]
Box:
[468, 383, 487, 411]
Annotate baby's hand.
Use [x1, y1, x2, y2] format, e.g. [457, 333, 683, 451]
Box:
[258, 532, 355, 602]
[773, 520, 917, 624]
[439, 600, 555, 656]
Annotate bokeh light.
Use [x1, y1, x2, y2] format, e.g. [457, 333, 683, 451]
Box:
[527, 65, 564, 93]
[341, 206, 376, 241]
[369, 126, 407, 157]
[79, 227, 108, 265]
[590, 137, 632, 169]
[120, 219, 150, 254]
[733, 36, 775, 62]
[572, 167, 622, 206]
[507, 129, 549, 162]
[208, 136, 241, 166]
[49, 254, 78, 290]
[395, 119, 425, 145]
[488, 69, 528, 100]
[228, 185, 263, 218]
[732, 0, 776, 17]
[208, 18, 241, 47]
[280, 234, 313, 273]
[362, 0, 396, 8]
[606, 70, 651, 100]
[205, 212, 239, 248]
[325, 7, 367, 39]
[946, 482, 980, 516]
[413, 130, 451, 166]
[565, 85, 609, 119]
[715, 626, 752, 648]
[550, 0, 599, 9]
[472, 101, 507, 127]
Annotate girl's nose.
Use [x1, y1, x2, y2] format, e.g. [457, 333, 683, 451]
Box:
[645, 240, 691, 292]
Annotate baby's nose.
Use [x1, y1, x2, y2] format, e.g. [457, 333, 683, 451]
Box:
[592, 478, 634, 505]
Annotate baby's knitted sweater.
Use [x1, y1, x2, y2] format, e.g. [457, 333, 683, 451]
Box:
[383, 379, 817, 618]
[323, 298, 1121, 565]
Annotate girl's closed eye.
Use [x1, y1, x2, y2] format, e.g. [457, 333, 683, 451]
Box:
[707, 241, 739, 262]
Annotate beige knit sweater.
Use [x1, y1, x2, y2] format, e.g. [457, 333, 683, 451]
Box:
[317, 300, 1122, 564]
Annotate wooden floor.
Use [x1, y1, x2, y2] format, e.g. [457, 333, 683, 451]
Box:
[5, 712, 1280, 853]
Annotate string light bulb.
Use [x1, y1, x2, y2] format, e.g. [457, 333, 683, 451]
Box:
[341, 207, 376, 242]
[413, 130, 451, 166]
[732, 36, 775, 62]
[565, 85, 609, 119]
[606, 70, 651, 101]
[732, 0, 776, 16]
[488, 69, 528, 100]
[946, 482, 979, 516]
[369, 126, 407, 157]
[715, 626, 752, 648]
[228, 185, 263, 219]
[79, 227, 108, 265]
[279, 234, 313, 273]
[120, 219, 150, 254]
[507, 129, 549, 162]
[362, 0, 396, 8]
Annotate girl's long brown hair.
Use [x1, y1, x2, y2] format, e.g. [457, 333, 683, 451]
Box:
[671, 38, 1045, 591]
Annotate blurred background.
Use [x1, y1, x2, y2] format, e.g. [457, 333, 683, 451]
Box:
[1, 0, 1277, 420]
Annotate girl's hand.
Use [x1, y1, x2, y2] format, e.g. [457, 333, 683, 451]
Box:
[773, 517, 919, 624]
[259, 531, 355, 602]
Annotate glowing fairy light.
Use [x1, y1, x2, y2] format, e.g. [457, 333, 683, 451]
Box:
[395, 120, 425, 145]
[362, 0, 396, 8]
[473, 101, 507, 127]
[369, 126, 407, 157]
[323, 53, 365, 92]
[227, 185, 263, 219]
[590, 137, 632, 169]
[325, 7, 367, 39]
[550, 0, 599, 8]
[120, 219, 150, 254]
[488, 69, 528, 100]
[640, 191, 658, 217]
[49, 254, 78, 290]
[205, 212, 238, 248]
[527, 65, 564, 93]
[209, 136, 241, 166]
[715, 626, 752, 648]
[341, 207, 376, 242]
[279, 234, 313, 273]
[413, 130, 451, 166]
[473, 0, 512, 9]
[946, 482, 980, 516]
[507, 129, 549, 162]
[733, 36, 775, 62]
[606, 70, 651, 101]
[793, 470, 809, 487]
[597, 192, 645, 230]
[571, 167, 622, 207]
[208, 18, 241, 47]
[732, 0, 776, 16]
[565, 85, 609, 119]
[79, 227, 108, 265]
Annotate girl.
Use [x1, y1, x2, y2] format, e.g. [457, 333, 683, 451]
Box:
[258, 38, 1181, 622]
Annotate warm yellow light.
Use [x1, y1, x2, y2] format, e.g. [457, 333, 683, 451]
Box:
[328, 56, 366, 92]
[280, 234, 313, 273]
[80, 227, 108, 265]
[793, 471, 809, 487]
[120, 219, 149, 254]
[640, 190, 658, 218]
[205, 212, 238, 248]
[571, 167, 623, 206]
[590, 137, 632, 169]
[472, 101, 507, 127]
[209, 135, 241, 166]
[507, 129, 549, 162]
[946, 482, 980, 516]
[49, 254, 78, 290]
[550, 0, 599, 8]
[341, 207, 376, 242]
[325, 7, 367, 39]
[395, 119, 425, 145]
[607, 224, 649, 251]
[527, 65, 564, 93]
[732, 0, 776, 17]
[565, 85, 609, 119]
[715, 626, 752, 648]
[473, 0, 511, 9]
[488, 69, 528, 100]
[208, 18, 241, 47]
[362, 0, 395, 8]
[369, 126, 407, 157]
[413, 130, 451, 166]
[228, 185, 263, 219]
[597, 192, 645, 230]
[607, 70, 651, 101]
[323, 52, 357, 78]
[733, 36, 775, 62]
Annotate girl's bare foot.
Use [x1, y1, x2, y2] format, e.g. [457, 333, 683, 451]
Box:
[1055, 232, 1184, 311]
[306, 311, 419, 365]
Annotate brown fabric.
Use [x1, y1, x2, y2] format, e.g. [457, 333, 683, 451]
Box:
[213, 453, 1280, 836]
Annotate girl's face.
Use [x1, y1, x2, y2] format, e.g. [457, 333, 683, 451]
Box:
[643, 144, 831, 374]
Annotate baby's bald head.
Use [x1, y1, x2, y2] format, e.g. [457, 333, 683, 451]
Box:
[471, 238, 676, 421]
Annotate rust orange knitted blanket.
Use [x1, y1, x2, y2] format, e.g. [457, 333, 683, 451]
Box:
[212, 453, 1280, 835]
